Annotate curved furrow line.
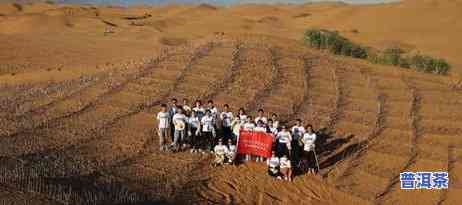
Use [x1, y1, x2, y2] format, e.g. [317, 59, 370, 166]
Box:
[374, 75, 421, 204]
[0, 52, 171, 139]
[0, 43, 214, 158]
[281, 55, 317, 122]
[326, 63, 345, 131]
[0, 42, 217, 204]
[436, 145, 455, 205]
[199, 43, 243, 100]
[245, 47, 281, 112]
[99, 42, 243, 172]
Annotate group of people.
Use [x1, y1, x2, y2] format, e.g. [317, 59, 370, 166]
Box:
[156, 98, 319, 181]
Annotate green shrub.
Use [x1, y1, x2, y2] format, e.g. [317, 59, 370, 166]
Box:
[303, 28, 450, 75]
[303, 29, 367, 59]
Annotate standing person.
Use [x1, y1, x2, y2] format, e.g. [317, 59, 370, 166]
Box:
[291, 119, 306, 165]
[156, 104, 170, 151]
[280, 154, 293, 182]
[231, 117, 243, 142]
[213, 138, 229, 166]
[254, 120, 267, 162]
[206, 100, 219, 124]
[182, 99, 192, 116]
[267, 151, 281, 179]
[171, 108, 187, 151]
[238, 108, 247, 121]
[226, 139, 237, 165]
[168, 98, 179, 142]
[188, 111, 201, 153]
[255, 109, 268, 125]
[192, 100, 206, 120]
[220, 104, 234, 142]
[242, 117, 255, 161]
[276, 125, 292, 158]
[301, 124, 318, 174]
[201, 110, 215, 151]
[243, 116, 256, 131]
[267, 119, 278, 153]
[270, 113, 279, 129]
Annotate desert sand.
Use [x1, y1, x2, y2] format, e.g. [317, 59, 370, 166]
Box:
[0, 0, 461, 204]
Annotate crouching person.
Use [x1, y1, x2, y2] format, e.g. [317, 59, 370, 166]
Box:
[213, 138, 229, 167]
[280, 154, 293, 182]
[267, 151, 281, 179]
[226, 139, 237, 165]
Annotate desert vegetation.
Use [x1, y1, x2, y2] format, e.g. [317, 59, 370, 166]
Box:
[303, 29, 451, 75]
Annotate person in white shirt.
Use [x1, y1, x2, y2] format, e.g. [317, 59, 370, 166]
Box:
[301, 124, 318, 174]
[254, 120, 267, 132]
[226, 139, 237, 164]
[279, 154, 293, 182]
[156, 104, 170, 151]
[267, 151, 281, 178]
[270, 113, 279, 129]
[276, 125, 292, 158]
[238, 108, 247, 121]
[182, 98, 192, 116]
[213, 138, 229, 166]
[220, 104, 234, 142]
[255, 109, 268, 125]
[192, 100, 206, 121]
[207, 100, 219, 125]
[201, 110, 215, 151]
[188, 111, 201, 152]
[243, 116, 256, 131]
[171, 108, 187, 150]
[291, 119, 305, 165]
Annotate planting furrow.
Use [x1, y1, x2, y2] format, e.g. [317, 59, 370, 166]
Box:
[211, 44, 275, 111]
[253, 48, 312, 123]
[245, 47, 281, 112]
[375, 76, 422, 205]
[0, 43, 214, 158]
[0, 52, 171, 139]
[322, 66, 386, 200]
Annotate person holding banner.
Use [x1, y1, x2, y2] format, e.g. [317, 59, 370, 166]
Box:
[220, 104, 234, 142]
[276, 125, 292, 158]
[255, 109, 268, 125]
[280, 154, 293, 182]
[213, 138, 229, 166]
[301, 124, 318, 174]
[243, 116, 256, 161]
[201, 110, 216, 151]
[267, 151, 281, 178]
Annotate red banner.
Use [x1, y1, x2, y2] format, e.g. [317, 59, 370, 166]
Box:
[237, 130, 273, 158]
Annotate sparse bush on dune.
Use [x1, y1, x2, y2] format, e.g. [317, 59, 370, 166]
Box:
[303, 29, 368, 59]
[12, 3, 23, 12]
[303, 28, 451, 75]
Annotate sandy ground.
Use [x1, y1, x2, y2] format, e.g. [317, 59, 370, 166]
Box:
[0, 1, 461, 205]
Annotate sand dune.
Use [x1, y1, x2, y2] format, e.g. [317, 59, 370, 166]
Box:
[0, 1, 461, 204]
